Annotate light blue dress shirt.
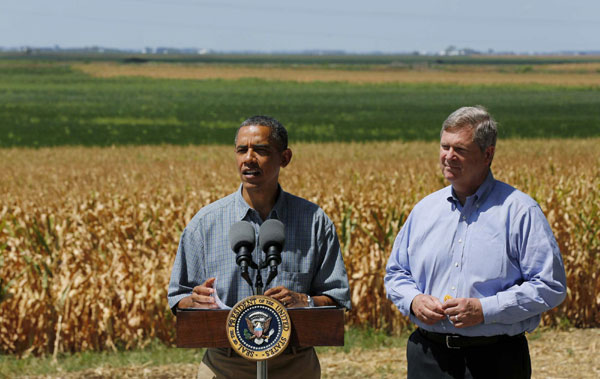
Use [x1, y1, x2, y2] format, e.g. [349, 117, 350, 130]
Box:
[168, 185, 351, 311]
[385, 171, 567, 336]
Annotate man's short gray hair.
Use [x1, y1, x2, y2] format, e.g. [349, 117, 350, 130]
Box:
[235, 115, 288, 151]
[441, 106, 497, 152]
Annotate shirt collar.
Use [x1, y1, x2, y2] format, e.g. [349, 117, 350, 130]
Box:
[234, 184, 287, 222]
[473, 170, 496, 205]
[446, 170, 496, 206]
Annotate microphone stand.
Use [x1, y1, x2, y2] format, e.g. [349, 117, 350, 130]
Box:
[253, 257, 278, 378]
[254, 258, 265, 296]
[236, 242, 281, 378]
[255, 257, 267, 379]
[234, 248, 268, 378]
[254, 248, 281, 378]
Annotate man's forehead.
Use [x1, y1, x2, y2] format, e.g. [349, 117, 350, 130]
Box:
[235, 126, 284, 151]
[236, 126, 272, 142]
[441, 127, 474, 142]
[238, 124, 270, 135]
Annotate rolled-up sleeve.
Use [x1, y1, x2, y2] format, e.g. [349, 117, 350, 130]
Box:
[167, 221, 205, 313]
[312, 219, 351, 309]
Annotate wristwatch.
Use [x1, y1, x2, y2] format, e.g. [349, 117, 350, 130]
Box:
[307, 294, 315, 308]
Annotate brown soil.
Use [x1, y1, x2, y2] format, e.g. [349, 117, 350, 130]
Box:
[319, 328, 600, 378]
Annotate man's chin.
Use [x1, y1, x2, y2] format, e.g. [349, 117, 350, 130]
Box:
[442, 173, 457, 183]
[241, 181, 261, 190]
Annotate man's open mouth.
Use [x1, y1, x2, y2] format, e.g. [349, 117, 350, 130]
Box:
[243, 169, 261, 176]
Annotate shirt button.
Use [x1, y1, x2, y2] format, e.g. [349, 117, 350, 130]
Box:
[462, 215, 466, 220]
[458, 239, 463, 243]
[451, 286, 456, 291]
[455, 262, 459, 267]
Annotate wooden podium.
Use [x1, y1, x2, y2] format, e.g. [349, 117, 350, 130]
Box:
[176, 307, 345, 348]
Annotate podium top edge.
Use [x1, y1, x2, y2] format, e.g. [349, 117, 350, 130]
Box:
[176, 306, 343, 312]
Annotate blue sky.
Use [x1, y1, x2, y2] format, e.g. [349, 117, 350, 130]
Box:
[1, 0, 598, 53]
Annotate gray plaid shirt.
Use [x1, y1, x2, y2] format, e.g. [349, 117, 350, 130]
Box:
[167, 185, 351, 311]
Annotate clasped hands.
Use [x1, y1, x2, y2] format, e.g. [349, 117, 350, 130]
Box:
[411, 294, 484, 328]
[177, 277, 309, 310]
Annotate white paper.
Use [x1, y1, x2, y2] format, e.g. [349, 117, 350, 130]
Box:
[212, 278, 232, 310]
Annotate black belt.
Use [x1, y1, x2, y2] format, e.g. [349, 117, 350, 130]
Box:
[418, 328, 524, 350]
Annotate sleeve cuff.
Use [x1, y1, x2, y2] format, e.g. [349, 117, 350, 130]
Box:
[479, 295, 500, 324]
[390, 287, 422, 316]
[324, 292, 352, 310]
[168, 293, 190, 314]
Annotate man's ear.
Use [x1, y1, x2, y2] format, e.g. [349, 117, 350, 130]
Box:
[280, 149, 292, 168]
[485, 146, 495, 166]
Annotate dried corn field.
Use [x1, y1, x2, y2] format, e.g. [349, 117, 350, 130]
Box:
[74, 62, 600, 87]
[1, 139, 599, 355]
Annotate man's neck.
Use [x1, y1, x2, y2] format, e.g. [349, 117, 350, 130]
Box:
[242, 185, 279, 220]
[453, 171, 489, 206]
[454, 191, 469, 206]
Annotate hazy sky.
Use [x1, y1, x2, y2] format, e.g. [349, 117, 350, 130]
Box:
[1, 0, 599, 53]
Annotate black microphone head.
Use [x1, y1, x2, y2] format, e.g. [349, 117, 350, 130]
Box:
[229, 221, 255, 252]
[258, 219, 285, 252]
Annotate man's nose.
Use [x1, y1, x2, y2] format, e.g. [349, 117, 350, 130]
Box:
[243, 149, 257, 163]
[446, 147, 457, 160]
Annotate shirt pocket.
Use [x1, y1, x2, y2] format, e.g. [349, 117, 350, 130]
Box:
[466, 231, 507, 281]
[272, 270, 312, 294]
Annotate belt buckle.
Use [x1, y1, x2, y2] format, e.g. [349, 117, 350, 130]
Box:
[446, 335, 461, 349]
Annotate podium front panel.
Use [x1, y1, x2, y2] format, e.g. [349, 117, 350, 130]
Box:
[176, 308, 345, 348]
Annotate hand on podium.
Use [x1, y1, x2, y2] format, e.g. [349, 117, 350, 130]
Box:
[265, 287, 338, 308]
[264, 286, 308, 308]
[177, 277, 220, 310]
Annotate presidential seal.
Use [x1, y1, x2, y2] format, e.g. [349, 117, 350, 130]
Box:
[226, 295, 291, 361]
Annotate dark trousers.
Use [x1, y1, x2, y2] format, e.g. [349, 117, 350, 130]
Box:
[200, 346, 320, 379]
[407, 329, 531, 379]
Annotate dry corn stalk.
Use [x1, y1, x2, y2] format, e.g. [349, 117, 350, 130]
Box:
[1, 140, 598, 355]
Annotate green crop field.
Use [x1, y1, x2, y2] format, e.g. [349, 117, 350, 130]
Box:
[1, 56, 599, 148]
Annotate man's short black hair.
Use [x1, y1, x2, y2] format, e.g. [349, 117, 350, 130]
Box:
[235, 115, 288, 151]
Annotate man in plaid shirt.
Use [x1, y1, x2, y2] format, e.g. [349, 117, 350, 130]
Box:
[168, 115, 350, 378]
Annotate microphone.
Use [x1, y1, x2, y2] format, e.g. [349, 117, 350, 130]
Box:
[229, 221, 256, 287]
[259, 219, 285, 287]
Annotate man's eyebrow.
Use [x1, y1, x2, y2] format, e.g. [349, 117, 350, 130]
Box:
[441, 142, 468, 148]
[235, 143, 271, 150]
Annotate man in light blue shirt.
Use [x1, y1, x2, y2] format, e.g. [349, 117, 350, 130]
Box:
[385, 106, 566, 378]
[168, 115, 350, 378]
